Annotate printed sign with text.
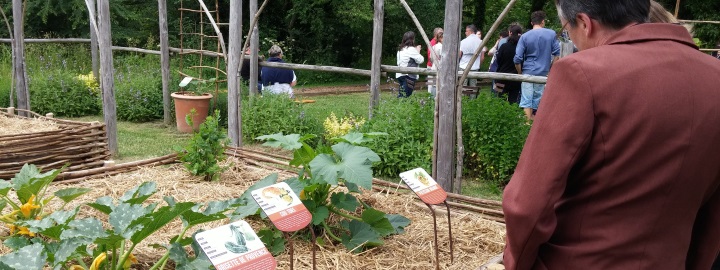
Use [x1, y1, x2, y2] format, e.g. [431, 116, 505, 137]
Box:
[399, 168, 448, 205]
[195, 220, 277, 270]
[251, 182, 312, 232]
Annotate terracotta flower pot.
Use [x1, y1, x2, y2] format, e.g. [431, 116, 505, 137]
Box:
[171, 92, 213, 133]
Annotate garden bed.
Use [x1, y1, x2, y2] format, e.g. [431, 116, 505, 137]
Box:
[1, 157, 506, 269]
[0, 108, 111, 179]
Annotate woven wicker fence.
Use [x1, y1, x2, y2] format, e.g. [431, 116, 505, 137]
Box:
[0, 108, 111, 179]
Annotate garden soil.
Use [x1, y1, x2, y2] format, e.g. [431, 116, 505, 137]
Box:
[1, 157, 505, 270]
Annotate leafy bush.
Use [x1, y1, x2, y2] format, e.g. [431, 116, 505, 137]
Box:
[115, 56, 165, 122]
[361, 96, 434, 177]
[178, 110, 228, 181]
[28, 69, 102, 117]
[241, 94, 321, 142]
[462, 94, 530, 185]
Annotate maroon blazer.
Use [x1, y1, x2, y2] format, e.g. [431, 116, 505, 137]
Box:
[503, 23, 720, 270]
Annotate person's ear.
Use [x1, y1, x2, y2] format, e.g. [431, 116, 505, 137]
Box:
[576, 13, 593, 37]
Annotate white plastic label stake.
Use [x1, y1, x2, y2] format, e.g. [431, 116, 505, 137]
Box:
[399, 168, 448, 205]
[195, 220, 277, 270]
[251, 182, 312, 232]
[179, 76, 193, 87]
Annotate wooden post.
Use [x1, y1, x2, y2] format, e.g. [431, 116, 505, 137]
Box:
[227, 0, 242, 146]
[249, 0, 260, 96]
[12, 0, 29, 117]
[7, 107, 14, 115]
[158, 0, 172, 126]
[1, 7, 15, 108]
[674, 0, 680, 18]
[89, 0, 99, 80]
[97, 0, 118, 155]
[435, 0, 462, 191]
[369, 0, 384, 119]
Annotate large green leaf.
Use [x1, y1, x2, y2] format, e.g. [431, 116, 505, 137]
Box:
[119, 181, 157, 204]
[255, 133, 303, 150]
[61, 218, 107, 241]
[311, 206, 329, 225]
[330, 192, 358, 212]
[12, 164, 61, 204]
[332, 132, 388, 145]
[86, 196, 115, 214]
[169, 242, 213, 270]
[0, 181, 12, 196]
[130, 201, 195, 244]
[230, 174, 279, 220]
[53, 188, 91, 204]
[20, 208, 79, 239]
[386, 214, 411, 235]
[109, 203, 150, 239]
[284, 177, 305, 195]
[0, 243, 46, 270]
[361, 208, 395, 237]
[52, 238, 88, 268]
[340, 220, 383, 253]
[290, 142, 318, 168]
[258, 228, 286, 256]
[309, 143, 380, 189]
[2, 237, 31, 250]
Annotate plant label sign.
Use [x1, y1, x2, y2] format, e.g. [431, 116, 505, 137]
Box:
[179, 76, 193, 87]
[399, 168, 448, 205]
[195, 220, 277, 270]
[252, 182, 312, 232]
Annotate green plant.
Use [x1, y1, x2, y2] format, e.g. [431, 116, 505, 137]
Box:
[361, 96, 434, 177]
[323, 112, 366, 140]
[241, 94, 321, 143]
[28, 69, 101, 117]
[114, 57, 164, 122]
[462, 94, 530, 185]
[177, 110, 228, 181]
[0, 164, 90, 238]
[239, 132, 410, 253]
[180, 78, 217, 96]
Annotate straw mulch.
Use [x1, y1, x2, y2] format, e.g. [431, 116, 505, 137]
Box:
[0, 114, 60, 136]
[1, 157, 506, 269]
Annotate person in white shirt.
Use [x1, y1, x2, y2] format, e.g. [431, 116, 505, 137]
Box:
[396, 31, 424, 98]
[459, 25, 486, 88]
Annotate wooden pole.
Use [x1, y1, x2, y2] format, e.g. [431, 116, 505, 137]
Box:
[369, 0, 384, 119]
[674, 0, 680, 18]
[158, 0, 172, 126]
[227, 0, 242, 146]
[12, 0, 29, 117]
[97, 0, 118, 155]
[398, 0, 440, 66]
[197, 0, 227, 61]
[89, 0, 99, 80]
[435, 0, 462, 191]
[249, 0, 260, 96]
[0, 7, 15, 108]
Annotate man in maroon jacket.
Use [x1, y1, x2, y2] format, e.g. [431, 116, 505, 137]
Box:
[502, 0, 720, 269]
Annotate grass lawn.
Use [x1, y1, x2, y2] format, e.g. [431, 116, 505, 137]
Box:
[64, 90, 502, 200]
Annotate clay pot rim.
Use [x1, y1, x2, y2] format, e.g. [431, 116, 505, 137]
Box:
[171, 92, 214, 100]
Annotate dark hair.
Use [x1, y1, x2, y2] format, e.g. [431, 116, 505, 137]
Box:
[466, 24, 478, 33]
[531, 11, 546, 25]
[499, 31, 509, 38]
[555, 0, 650, 30]
[398, 31, 416, 51]
[508, 25, 523, 44]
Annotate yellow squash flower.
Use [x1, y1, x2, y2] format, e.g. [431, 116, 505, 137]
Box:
[20, 195, 41, 218]
[68, 265, 86, 270]
[16, 226, 35, 237]
[123, 253, 138, 270]
[89, 253, 107, 270]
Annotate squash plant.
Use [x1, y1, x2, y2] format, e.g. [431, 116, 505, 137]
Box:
[238, 132, 411, 253]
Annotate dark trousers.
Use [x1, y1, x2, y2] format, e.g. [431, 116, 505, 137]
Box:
[397, 75, 416, 98]
[712, 254, 720, 270]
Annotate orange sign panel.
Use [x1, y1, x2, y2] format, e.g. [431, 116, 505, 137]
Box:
[399, 168, 448, 205]
[252, 182, 312, 232]
[195, 220, 277, 270]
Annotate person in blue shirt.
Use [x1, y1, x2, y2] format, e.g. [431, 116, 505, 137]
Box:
[514, 11, 560, 120]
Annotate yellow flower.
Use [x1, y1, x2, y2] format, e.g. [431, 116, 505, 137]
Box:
[123, 253, 139, 270]
[89, 253, 107, 270]
[7, 224, 16, 234]
[20, 195, 41, 218]
[68, 265, 86, 270]
[16, 226, 35, 237]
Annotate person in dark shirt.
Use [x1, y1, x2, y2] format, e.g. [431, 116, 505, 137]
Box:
[240, 47, 263, 94]
[495, 24, 523, 104]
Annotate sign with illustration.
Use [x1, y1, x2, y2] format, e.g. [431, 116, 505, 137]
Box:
[195, 220, 277, 270]
[251, 182, 312, 232]
[399, 168, 448, 205]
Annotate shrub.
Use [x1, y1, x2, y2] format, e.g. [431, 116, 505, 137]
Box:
[178, 110, 228, 181]
[462, 93, 530, 185]
[241, 94, 321, 142]
[115, 56, 165, 122]
[28, 69, 101, 117]
[362, 96, 434, 177]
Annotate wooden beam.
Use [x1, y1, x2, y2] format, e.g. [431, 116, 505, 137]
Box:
[12, 0, 29, 117]
[678, 19, 720, 25]
[158, 0, 172, 126]
[227, 0, 242, 146]
[369, 0, 384, 119]
[97, 0, 118, 155]
[89, 0, 99, 80]
[260, 61, 373, 76]
[249, 0, 260, 96]
[674, 0, 680, 18]
[435, 0, 462, 191]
